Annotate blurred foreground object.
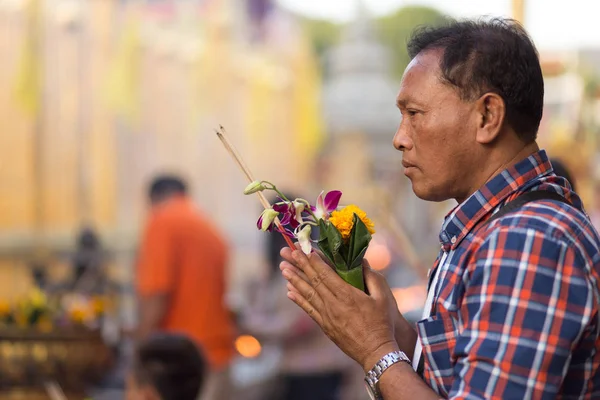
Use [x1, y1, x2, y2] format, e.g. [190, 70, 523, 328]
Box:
[0, 288, 113, 397]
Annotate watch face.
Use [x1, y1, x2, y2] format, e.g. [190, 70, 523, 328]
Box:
[364, 380, 377, 400]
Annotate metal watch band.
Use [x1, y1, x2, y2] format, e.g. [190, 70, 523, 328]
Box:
[365, 350, 411, 398]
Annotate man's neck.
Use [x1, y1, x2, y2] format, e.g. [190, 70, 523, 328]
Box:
[457, 141, 540, 204]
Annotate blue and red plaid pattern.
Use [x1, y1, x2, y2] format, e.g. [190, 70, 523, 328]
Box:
[418, 150, 600, 399]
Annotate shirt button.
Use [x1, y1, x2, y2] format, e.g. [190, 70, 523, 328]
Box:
[451, 236, 457, 244]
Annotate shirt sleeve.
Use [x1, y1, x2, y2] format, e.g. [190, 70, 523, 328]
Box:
[449, 226, 594, 399]
[136, 214, 176, 297]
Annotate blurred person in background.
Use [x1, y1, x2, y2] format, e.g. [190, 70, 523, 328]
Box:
[241, 199, 355, 400]
[550, 158, 576, 192]
[135, 175, 236, 400]
[70, 226, 108, 293]
[126, 333, 206, 400]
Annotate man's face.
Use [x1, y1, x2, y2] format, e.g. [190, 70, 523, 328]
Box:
[393, 49, 479, 202]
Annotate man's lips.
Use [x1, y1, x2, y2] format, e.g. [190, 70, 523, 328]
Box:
[402, 161, 417, 169]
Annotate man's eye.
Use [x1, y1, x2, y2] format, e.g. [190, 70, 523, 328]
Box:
[407, 109, 418, 116]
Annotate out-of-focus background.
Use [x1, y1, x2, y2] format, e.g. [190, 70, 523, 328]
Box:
[0, 0, 599, 398]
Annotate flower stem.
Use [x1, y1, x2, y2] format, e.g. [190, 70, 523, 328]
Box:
[296, 199, 319, 221]
[272, 187, 291, 203]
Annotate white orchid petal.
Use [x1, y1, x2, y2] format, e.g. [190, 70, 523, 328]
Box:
[293, 201, 305, 224]
[297, 225, 312, 255]
[260, 209, 279, 231]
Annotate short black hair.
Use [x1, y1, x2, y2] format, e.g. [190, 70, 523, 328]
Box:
[407, 18, 544, 142]
[133, 334, 206, 400]
[148, 175, 187, 202]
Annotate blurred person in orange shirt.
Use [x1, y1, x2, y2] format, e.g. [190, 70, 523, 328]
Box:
[135, 175, 236, 400]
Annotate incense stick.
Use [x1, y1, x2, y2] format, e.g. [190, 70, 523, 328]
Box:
[216, 126, 296, 249]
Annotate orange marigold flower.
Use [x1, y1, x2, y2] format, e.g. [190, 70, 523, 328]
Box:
[0, 300, 11, 316]
[329, 204, 375, 241]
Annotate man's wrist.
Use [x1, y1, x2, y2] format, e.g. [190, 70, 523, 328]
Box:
[394, 312, 418, 359]
[362, 341, 401, 373]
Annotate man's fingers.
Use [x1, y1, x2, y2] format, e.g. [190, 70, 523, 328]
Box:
[282, 247, 347, 300]
[312, 248, 334, 268]
[280, 261, 309, 283]
[286, 290, 323, 326]
[363, 265, 391, 301]
[305, 251, 351, 297]
[280, 245, 295, 262]
[282, 265, 325, 311]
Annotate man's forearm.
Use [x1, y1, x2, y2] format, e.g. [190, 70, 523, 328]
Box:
[136, 294, 168, 340]
[362, 340, 438, 400]
[379, 361, 441, 400]
[395, 313, 418, 359]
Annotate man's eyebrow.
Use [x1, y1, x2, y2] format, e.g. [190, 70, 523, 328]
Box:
[396, 98, 407, 108]
[396, 98, 423, 108]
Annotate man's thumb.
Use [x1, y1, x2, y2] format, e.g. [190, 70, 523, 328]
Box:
[363, 262, 388, 299]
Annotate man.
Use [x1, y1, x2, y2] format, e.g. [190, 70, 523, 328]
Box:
[126, 333, 206, 400]
[136, 175, 235, 400]
[279, 18, 600, 399]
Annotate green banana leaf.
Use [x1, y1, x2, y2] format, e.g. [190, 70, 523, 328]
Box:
[337, 265, 365, 292]
[348, 214, 372, 269]
[317, 215, 372, 292]
[318, 219, 346, 270]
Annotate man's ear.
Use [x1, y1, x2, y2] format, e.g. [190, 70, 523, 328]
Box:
[474, 92, 506, 144]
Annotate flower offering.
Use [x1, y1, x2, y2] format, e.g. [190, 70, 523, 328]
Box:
[244, 180, 375, 291]
[215, 125, 375, 291]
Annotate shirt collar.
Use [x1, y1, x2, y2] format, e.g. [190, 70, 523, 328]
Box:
[439, 150, 553, 251]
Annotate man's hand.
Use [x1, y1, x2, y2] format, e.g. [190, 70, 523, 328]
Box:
[279, 246, 399, 371]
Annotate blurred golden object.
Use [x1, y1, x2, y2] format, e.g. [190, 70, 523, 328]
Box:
[235, 335, 262, 359]
[36, 316, 53, 333]
[0, 300, 11, 316]
[12, 0, 42, 116]
[103, 13, 142, 125]
[91, 296, 105, 315]
[512, 0, 525, 24]
[0, 327, 112, 397]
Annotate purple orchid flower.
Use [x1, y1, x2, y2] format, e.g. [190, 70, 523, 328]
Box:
[272, 202, 294, 227]
[256, 208, 279, 232]
[311, 190, 342, 220]
[273, 201, 302, 229]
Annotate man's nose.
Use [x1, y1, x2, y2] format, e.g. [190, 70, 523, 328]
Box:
[393, 121, 412, 151]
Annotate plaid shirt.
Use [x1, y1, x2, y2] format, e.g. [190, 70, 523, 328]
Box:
[418, 150, 600, 399]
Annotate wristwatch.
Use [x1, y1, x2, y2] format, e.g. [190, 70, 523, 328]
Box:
[364, 350, 411, 400]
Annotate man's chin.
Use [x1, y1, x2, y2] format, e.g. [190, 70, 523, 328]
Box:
[411, 184, 451, 203]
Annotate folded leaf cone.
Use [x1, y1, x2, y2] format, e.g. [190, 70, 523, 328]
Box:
[317, 214, 372, 292]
